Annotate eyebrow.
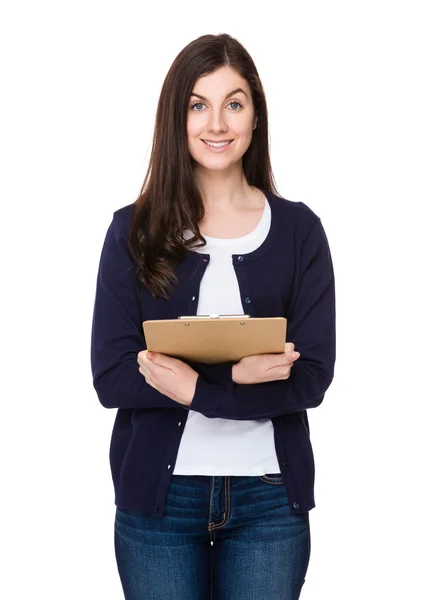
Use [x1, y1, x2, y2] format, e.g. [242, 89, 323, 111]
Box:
[190, 88, 248, 102]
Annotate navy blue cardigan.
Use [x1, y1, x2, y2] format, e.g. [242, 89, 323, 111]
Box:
[90, 189, 336, 518]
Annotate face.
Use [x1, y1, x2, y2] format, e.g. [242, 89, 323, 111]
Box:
[186, 66, 258, 172]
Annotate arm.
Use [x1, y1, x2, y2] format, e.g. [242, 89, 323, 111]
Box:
[189, 219, 336, 420]
[90, 212, 193, 410]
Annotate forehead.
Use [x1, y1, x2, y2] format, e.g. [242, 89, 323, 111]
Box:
[192, 67, 250, 98]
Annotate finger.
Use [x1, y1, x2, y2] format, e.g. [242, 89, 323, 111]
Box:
[137, 349, 154, 368]
[138, 364, 149, 378]
[271, 349, 299, 365]
[148, 352, 182, 373]
[283, 346, 300, 360]
[281, 364, 292, 379]
[139, 351, 161, 371]
[138, 366, 162, 393]
[267, 357, 292, 371]
[138, 358, 158, 379]
[137, 350, 147, 365]
[139, 360, 163, 382]
[265, 363, 292, 381]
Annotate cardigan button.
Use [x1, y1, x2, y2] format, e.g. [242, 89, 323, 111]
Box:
[237, 256, 244, 261]
[293, 502, 300, 509]
[245, 297, 251, 304]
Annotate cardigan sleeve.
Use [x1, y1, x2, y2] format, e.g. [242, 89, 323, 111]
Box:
[90, 212, 189, 410]
[189, 218, 336, 420]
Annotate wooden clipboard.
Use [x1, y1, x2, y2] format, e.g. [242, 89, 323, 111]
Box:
[142, 314, 287, 364]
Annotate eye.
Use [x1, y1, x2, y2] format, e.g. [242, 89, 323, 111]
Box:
[228, 101, 243, 111]
[190, 102, 205, 111]
[189, 100, 244, 112]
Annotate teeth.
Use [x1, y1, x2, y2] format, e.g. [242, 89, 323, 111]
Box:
[203, 140, 231, 147]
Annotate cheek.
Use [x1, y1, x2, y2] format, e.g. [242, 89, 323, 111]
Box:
[186, 117, 201, 137]
[236, 119, 255, 136]
[226, 121, 254, 143]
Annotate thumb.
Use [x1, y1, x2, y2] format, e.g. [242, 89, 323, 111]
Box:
[148, 351, 178, 369]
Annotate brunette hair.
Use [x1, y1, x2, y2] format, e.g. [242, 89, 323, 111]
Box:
[128, 33, 280, 300]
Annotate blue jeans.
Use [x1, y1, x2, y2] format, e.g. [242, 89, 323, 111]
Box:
[114, 474, 311, 600]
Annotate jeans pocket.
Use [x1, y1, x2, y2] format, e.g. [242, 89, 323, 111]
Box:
[259, 472, 284, 484]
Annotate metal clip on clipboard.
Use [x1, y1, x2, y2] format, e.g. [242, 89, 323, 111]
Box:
[178, 314, 251, 319]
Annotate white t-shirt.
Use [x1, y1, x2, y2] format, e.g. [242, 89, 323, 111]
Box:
[173, 197, 281, 475]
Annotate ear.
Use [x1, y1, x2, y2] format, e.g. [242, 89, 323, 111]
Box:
[253, 114, 258, 130]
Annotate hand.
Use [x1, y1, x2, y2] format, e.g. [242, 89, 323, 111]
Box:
[233, 342, 300, 384]
[137, 350, 199, 407]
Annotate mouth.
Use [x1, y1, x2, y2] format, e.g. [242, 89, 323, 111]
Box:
[201, 139, 234, 151]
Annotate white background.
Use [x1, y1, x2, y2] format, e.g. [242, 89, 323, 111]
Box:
[1, 1, 431, 598]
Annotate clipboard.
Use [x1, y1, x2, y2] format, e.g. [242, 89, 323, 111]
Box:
[142, 314, 287, 364]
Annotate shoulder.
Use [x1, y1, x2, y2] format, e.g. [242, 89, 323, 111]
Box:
[110, 202, 136, 238]
[113, 201, 136, 224]
[267, 190, 321, 236]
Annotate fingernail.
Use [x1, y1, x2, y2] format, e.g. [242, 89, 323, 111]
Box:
[291, 352, 298, 359]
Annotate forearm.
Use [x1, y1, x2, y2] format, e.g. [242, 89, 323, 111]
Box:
[190, 359, 333, 420]
[93, 357, 192, 410]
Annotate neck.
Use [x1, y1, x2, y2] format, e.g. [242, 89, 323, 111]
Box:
[194, 166, 255, 212]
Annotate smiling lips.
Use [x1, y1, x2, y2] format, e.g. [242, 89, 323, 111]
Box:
[201, 139, 234, 151]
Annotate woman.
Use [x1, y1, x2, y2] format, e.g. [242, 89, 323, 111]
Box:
[91, 32, 336, 600]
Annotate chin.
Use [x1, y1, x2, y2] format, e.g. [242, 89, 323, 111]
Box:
[198, 162, 232, 173]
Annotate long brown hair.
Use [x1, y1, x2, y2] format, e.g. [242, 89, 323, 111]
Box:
[128, 33, 280, 300]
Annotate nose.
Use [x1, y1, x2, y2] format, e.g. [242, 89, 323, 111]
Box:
[207, 108, 228, 134]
